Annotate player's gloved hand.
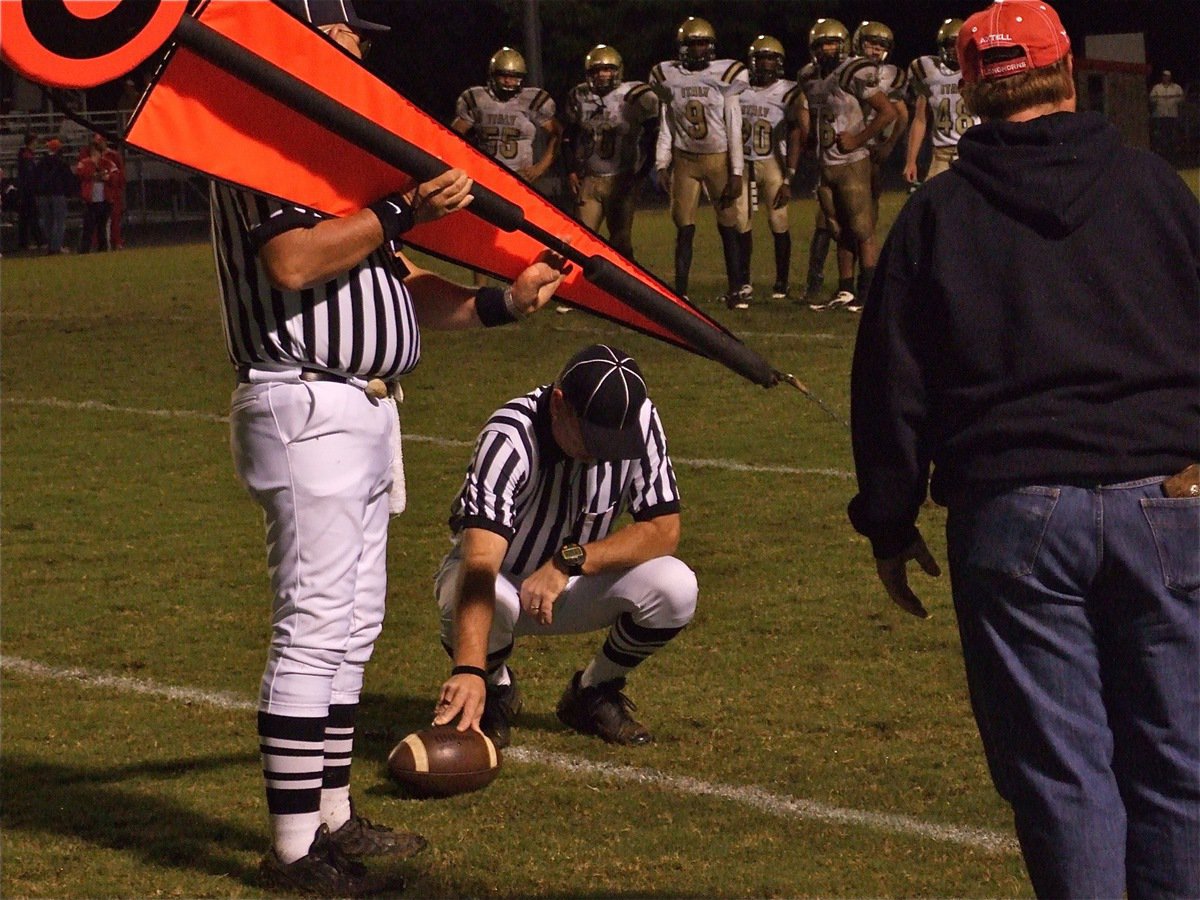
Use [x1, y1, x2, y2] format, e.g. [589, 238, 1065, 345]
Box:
[434, 670, 487, 733]
[519, 561, 569, 625]
[508, 248, 573, 317]
[405, 168, 475, 225]
[875, 533, 941, 619]
[773, 181, 792, 209]
[719, 173, 742, 209]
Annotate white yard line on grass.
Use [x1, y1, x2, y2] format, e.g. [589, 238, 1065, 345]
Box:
[2, 655, 1017, 854]
[3, 396, 854, 479]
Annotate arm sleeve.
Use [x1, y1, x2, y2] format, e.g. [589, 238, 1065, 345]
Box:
[847, 201, 932, 558]
[628, 404, 682, 521]
[724, 93, 744, 175]
[452, 429, 528, 541]
[655, 103, 673, 171]
[237, 191, 323, 253]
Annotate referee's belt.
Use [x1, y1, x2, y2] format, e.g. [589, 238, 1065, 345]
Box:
[236, 365, 401, 401]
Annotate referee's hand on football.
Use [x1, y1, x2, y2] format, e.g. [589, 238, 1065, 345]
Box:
[875, 534, 940, 619]
[434, 672, 487, 734]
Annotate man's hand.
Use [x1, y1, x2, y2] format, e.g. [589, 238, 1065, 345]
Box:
[903, 160, 919, 184]
[875, 534, 941, 619]
[655, 167, 671, 193]
[836, 130, 864, 154]
[719, 173, 743, 209]
[518, 561, 569, 626]
[772, 181, 792, 209]
[509, 249, 573, 316]
[408, 168, 474, 224]
[568, 172, 582, 198]
[433, 672, 487, 733]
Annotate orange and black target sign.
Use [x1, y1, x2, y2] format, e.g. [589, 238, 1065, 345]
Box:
[0, 0, 188, 89]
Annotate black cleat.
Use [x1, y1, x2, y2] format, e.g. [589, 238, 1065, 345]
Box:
[259, 824, 400, 897]
[480, 671, 523, 749]
[328, 800, 427, 860]
[556, 671, 653, 745]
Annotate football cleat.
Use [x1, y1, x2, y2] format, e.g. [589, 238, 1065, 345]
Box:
[328, 800, 427, 860]
[556, 671, 652, 745]
[259, 824, 396, 897]
[771, 282, 789, 300]
[480, 671, 523, 749]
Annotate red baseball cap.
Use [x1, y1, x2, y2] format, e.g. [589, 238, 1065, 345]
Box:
[958, 0, 1071, 84]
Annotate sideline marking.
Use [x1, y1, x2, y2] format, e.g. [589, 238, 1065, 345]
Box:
[2, 396, 853, 479]
[2, 655, 1017, 854]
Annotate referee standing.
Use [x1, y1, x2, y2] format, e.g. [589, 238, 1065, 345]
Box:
[432, 344, 698, 749]
[214, 2, 569, 894]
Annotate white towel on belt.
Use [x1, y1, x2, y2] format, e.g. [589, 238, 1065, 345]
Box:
[382, 393, 406, 515]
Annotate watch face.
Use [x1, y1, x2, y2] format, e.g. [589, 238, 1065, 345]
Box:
[561, 543, 585, 564]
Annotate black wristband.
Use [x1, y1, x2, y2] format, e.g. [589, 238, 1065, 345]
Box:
[368, 193, 415, 243]
[451, 665, 488, 681]
[475, 286, 519, 328]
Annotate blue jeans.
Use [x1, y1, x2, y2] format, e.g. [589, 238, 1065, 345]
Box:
[946, 479, 1199, 899]
[37, 195, 67, 253]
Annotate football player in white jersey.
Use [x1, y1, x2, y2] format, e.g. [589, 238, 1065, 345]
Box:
[562, 45, 660, 261]
[649, 17, 750, 307]
[734, 36, 805, 302]
[797, 19, 896, 312]
[453, 47, 562, 186]
[852, 21, 909, 218]
[904, 19, 980, 185]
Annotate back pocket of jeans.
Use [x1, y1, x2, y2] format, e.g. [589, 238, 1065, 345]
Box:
[962, 486, 1060, 578]
[1142, 498, 1200, 594]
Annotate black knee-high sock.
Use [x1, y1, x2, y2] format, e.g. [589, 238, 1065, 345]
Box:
[674, 225, 696, 296]
[808, 228, 832, 289]
[773, 231, 792, 287]
[738, 230, 753, 287]
[260, 711, 325, 861]
[717, 224, 742, 292]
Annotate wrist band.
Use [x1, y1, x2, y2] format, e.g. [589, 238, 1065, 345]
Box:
[451, 665, 488, 680]
[368, 193, 415, 243]
[475, 285, 519, 327]
[786, 168, 796, 179]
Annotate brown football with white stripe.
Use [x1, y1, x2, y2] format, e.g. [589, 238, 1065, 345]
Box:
[387, 725, 502, 798]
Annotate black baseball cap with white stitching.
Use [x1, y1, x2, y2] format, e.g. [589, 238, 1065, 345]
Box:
[276, 0, 391, 32]
[558, 345, 648, 461]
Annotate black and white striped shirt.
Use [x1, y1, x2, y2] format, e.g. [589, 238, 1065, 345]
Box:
[210, 183, 421, 378]
[448, 385, 680, 578]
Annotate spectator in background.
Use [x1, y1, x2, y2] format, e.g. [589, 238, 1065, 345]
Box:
[99, 135, 127, 249]
[34, 138, 74, 255]
[1149, 69, 1184, 162]
[75, 136, 118, 253]
[16, 132, 45, 250]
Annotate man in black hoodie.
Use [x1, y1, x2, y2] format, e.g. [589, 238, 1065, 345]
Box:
[847, 2, 1199, 897]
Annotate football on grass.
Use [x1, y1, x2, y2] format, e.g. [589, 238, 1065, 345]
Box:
[387, 725, 502, 798]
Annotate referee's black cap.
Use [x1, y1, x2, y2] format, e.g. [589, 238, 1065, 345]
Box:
[558, 345, 648, 461]
[276, 0, 390, 32]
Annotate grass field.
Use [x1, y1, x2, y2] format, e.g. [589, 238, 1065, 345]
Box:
[4, 190, 1042, 898]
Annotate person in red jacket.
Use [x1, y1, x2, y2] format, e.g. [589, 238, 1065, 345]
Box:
[98, 135, 126, 249]
[74, 135, 119, 253]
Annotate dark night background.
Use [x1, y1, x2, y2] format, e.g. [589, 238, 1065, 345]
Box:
[55, 1, 1200, 125]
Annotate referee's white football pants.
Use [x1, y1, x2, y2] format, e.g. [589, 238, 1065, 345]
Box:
[231, 380, 396, 717]
[436, 555, 698, 656]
